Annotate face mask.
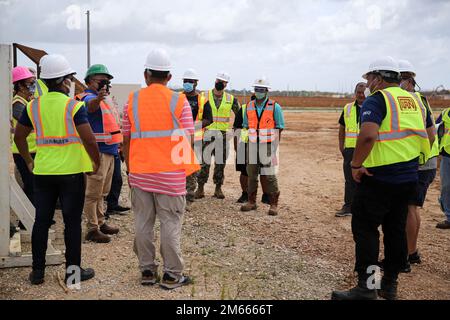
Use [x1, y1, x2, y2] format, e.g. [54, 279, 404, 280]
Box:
[215, 82, 225, 91]
[255, 92, 267, 100]
[183, 82, 194, 93]
[27, 83, 36, 94]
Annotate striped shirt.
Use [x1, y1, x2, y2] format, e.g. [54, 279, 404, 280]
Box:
[122, 94, 195, 197]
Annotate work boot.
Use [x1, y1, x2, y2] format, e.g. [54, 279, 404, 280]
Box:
[214, 185, 225, 199]
[100, 223, 120, 235]
[331, 280, 378, 300]
[261, 193, 270, 205]
[241, 192, 257, 212]
[65, 267, 96, 285]
[378, 278, 398, 300]
[268, 192, 280, 216]
[194, 184, 205, 199]
[29, 269, 45, 285]
[237, 192, 248, 204]
[85, 229, 111, 243]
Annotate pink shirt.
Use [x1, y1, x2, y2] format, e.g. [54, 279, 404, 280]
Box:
[122, 94, 195, 197]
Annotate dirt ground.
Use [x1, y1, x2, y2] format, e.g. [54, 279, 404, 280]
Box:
[1, 112, 449, 300]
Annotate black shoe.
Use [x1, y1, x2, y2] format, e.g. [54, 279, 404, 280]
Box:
[65, 267, 95, 284]
[378, 278, 398, 300]
[29, 269, 45, 285]
[409, 251, 422, 265]
[335, 206, 352, 217]
[261, 193, 270, 205]
[378, 260, 411, 274]
[159, 273, 192, 290]
[141, 270, 158, 286]
[331, 286, 378, 300]
[107, 205, 130, 216]
[237, 192, 248, 204]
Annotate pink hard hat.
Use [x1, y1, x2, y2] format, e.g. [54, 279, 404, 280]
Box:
[12, 66, 35, 84]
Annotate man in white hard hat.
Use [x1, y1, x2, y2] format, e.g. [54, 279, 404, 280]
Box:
[14, 54, 100, 286]
[332, 57, 431, 300]
[336, 82, 367, 218]
[195, 72, 240, 200]
[122, 48, 198, 289]
[182, 69, 213, 203]
[240, 77, 285, 216]
[398, 59, 439, 267]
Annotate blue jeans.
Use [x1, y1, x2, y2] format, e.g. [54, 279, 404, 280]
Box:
[439, 156, 450, 222]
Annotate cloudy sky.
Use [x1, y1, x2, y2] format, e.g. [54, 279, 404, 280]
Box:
[1, 0, 449, 92]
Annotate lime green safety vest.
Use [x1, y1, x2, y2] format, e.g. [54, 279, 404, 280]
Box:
[193, 92, 207, 141]
[240, 104, 249, 143]
[34, 79, 48, 98]
[414, 92, 439, 159]
[343, 101, 359, 149]
[440, 108, 450, 155]
[363, 87, 430, 169]
[11, 95, 37, 154]
[206, 90, 234, 132]
[26, 92, 93, 175]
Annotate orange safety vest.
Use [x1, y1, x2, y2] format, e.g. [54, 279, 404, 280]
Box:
[247, 99, 277, 143]
[127, 84, 200, 176]
[76, 92, 123, 145]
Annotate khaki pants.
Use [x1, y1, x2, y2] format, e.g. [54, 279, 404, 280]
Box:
[132, 187, 186, 278]
[84, 153, 115, 231]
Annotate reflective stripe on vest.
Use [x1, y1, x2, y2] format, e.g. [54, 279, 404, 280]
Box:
[363, 87, 430, 168]
[130, 91, 185, 139]
[31, 98, 81, 146]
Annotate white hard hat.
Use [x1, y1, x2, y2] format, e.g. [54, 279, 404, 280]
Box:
[362, 56, 400, 79]
[183, 68, 199, 81]
[39, 54, 76, 80]
[252, 77, 271, 89]
[216, 71, 230, 82]
[398, 59, 416, 77]
[145, 48, 172, 72]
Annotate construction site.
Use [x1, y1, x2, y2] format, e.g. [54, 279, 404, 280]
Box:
[1, 0, 450, 304]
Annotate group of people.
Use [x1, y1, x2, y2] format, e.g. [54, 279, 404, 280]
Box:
[10, 48, 285, 290]
[332, 56, 449, 300]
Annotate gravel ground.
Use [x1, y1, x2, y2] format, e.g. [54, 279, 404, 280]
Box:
[1, 112, 449, 300]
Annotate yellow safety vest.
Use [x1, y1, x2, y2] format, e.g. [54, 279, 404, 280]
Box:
[240, 104, 249, 143]
[343, 101, 359, 149]
[206, 90, 234, 132]
[414, 92, 439, 159]
[27, 92, 93, 175]
[364, 87, 430, 169]
[11, 95, 37, 154]
[193, 92, 207, 141]
[34, 79, 48, 98]
[440, 108, 450, 155]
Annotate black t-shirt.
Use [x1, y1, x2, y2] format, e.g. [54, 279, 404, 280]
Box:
[233, 107, 244, 129]
[187, 94, 213, 125]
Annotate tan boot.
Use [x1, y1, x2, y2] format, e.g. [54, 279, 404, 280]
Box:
[241, 192, 257, 212]
[85, 229, 111, 243]
[214, 185, 225, 199]
[100, 223, 120, 235]
[268, 192, 280, 216]
[195, 184, 205, 199]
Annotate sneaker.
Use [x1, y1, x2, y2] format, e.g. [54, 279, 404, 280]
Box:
[436, 220, 450, 229]
[237, 192, 248, 204]
[65, 267, 95, 285]
[107, 205, 130, 216]
[159, 273, 192, 290]
[335, 206, 352, 217]
[29, 269, 45, 285]
[141, 270, 158, 286]
[409, 251, 422, 265]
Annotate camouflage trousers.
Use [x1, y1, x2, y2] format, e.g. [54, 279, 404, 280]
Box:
[186, 173, 197, 198]
[196, 132, 230, 186]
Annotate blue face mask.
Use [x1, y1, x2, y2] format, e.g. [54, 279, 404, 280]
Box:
[27, 83, 36, 94]
[183, 82, 194, 93]
[255, 92, 266, 100]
